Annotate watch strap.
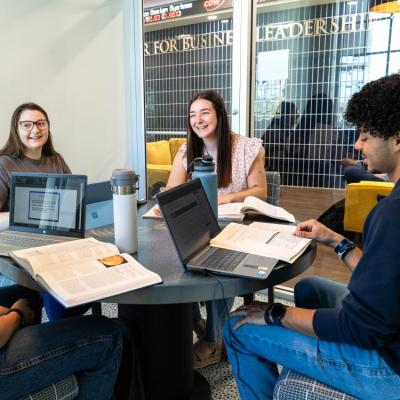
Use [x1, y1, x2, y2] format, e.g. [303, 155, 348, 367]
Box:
[264, 303, 287, 326]
[7, 308, 25, 327]
[334, 238, 356, 260]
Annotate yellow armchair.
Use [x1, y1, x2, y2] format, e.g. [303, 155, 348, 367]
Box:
[344, 181, 394, 233]
[146, 138, 186, 191]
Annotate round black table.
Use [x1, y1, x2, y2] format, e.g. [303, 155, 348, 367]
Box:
[93, 205, 316, 400]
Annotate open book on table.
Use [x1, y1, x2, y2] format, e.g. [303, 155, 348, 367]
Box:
[10, 238, 162, 308]
[218, 196, 295, 223]
[210, 222, 312, 263]
[144, 197, 295, 223]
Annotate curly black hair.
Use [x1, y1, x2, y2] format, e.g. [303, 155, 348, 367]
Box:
[345, 74, 400, 139]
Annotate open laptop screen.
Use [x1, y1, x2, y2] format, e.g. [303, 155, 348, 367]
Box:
[9, 173, 87, 237]
[156, 179, 220, 265]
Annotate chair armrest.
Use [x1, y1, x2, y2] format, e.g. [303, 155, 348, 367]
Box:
[19, 375, 79, 400]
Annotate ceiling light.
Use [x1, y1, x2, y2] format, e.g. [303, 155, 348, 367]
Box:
[370, 0, 400, 13]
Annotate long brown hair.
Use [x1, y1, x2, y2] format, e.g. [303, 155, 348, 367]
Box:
[187, 90, 232, 187]
[0, 103, 58, 159]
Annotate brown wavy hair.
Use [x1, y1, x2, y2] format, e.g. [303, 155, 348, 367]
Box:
[187, 90, 232, 187]
[0, 102, 58, 158]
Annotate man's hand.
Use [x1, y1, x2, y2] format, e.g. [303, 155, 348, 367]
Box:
[294, 219, 344, 248]
[230, 301, 268, 329]
[11, 299, 35, 326]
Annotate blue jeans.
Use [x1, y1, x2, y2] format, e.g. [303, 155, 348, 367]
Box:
[193, 297, 234, 342]
[224, 276, 400, 399]
[0, 286, 122, 400]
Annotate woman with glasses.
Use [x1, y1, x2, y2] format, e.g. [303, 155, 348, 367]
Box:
[166, 90, 266, 368]
[0, 103, 89, 321]
[0, 103, 70, 215]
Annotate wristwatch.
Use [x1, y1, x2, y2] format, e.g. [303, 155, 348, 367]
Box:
[334, 238, 356, 260]
[264, 302, 287, 326]
[7, 308, 25, 327]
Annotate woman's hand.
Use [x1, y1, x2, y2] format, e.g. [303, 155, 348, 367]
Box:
[0, 306, 9, 316]
[153, 206, 161, 216]
[230, 301, 268, 329]
[294, 219, 344, 248]
[218, 192, 235, 205]
[11, 299, 35, 326]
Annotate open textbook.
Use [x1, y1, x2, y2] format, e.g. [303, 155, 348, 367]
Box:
[10, 238, 162, 308]
[218, 196, 295, 222]
[143, 197, 295, 223]
[210, 222, 312, 263]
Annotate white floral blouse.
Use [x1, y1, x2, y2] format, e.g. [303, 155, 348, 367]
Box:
[178, 133, 264, 194]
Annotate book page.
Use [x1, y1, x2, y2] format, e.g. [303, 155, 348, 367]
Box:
[142, 204, 163, 219]
[210, 222, 311, 263]
[242, 196, 295, 223]
[217, 203, 245, 221]
[37, 253, 162, 307]
[11, 238, 119, 276]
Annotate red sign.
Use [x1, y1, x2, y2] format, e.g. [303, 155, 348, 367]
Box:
[203, 0, 227, 13]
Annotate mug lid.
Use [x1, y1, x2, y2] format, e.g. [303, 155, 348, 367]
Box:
[111, 169, 139, 186]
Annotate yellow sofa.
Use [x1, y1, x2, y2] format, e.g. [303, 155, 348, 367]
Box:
[344, 180, 394, 233]
[146, 138, 187, 191]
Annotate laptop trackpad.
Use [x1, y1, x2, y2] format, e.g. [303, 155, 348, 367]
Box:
[240, 255, 278, 278]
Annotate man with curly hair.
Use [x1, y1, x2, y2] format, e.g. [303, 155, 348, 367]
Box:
[224, 74, 400, 399]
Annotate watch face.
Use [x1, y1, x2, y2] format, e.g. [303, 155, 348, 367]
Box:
[271, 303, 285, 318]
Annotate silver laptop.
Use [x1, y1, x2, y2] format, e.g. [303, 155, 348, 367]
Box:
[156, 179, 278, 280]
[0, 173, 87, 255]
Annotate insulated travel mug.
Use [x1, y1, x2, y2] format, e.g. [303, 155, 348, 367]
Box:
[111, 169, 139, 253]
[192, 155, 218, 219]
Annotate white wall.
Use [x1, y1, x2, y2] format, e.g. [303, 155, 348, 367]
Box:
[0, 0, 141, 183]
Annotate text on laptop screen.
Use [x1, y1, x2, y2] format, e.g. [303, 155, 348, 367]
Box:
[158, 179, 220, 263]
[10, 174, 86, 234]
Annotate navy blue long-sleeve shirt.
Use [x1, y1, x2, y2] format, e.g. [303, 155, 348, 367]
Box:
[313, 180, 400, 375]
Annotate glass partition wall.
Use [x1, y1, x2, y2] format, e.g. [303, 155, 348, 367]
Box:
[254, 0, 400, 188]
[142, 0, 400, 196]
[143, 1, 233, 197]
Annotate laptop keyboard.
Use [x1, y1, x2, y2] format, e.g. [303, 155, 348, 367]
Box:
[0, 233, 61, 250]
[202, 249, 247, 271]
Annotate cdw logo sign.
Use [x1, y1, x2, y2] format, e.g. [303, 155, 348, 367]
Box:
[204, 0, 226, 12]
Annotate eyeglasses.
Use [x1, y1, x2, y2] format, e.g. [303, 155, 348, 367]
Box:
[19, 120, 48, 131]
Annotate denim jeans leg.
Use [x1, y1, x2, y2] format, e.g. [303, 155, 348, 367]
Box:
[0, 315, 122, 400]
[224, 316, 400, 400]
[205, 297, 234, 342]
[294, 275, 349, 308]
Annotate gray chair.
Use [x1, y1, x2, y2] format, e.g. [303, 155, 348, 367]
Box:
[273, 368, 358, 400]
[266, 170, 281, 206]
[242, 170, 281, 305]
[19, 375, 78, 400]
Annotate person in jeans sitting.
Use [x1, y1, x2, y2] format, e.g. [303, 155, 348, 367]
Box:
[0, 284, 122, 400]
[224, 74, 400, 399]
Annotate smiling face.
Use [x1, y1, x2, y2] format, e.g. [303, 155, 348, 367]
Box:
[17, 109, 49, 159]
[189, 99, 218, 141]
[355, 130, 400, 178]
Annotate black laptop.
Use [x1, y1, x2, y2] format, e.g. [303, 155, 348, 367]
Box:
[156, 179, 278, 279]
[0, 173, 87, 255]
